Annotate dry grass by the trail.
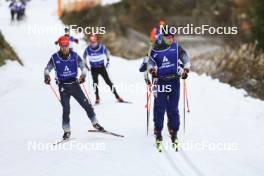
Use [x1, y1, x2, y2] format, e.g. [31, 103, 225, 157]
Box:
[0, 31, 22, 66]
[192, 42, 264, 100]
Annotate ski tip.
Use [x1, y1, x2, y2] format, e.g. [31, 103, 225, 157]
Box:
[117, 100, 132, 104]
[53, 138, 72, 145]
[88, 129, 125, 138]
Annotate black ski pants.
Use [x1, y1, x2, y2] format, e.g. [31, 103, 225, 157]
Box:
[91, 66, 119, 100]
[58, 82, 96, 131]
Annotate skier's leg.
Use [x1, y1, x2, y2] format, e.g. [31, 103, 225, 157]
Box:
[100, 67, 120, 98]
[91, 68, 100, 100]
[11, 10, 15, 20]
[17, 11, 20, 20]
[153, 81, 167, 135]
[71, 83, 98, 125]
[166, 80, 180, 134]
[58, 85, 71, 132]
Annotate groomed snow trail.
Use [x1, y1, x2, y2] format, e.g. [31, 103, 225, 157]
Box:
[0, 1, 264, 176]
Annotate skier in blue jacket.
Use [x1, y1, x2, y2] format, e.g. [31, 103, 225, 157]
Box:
[9, 0, 17, 20]
[44, 36, 104, 140]
[147, 29, 190, 150]
[83, 34, 124, 104]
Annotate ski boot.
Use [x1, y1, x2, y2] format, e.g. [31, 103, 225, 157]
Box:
[169, 130, 179, 152]
[154, 130, 163, 152]
[117, 96, 124, 103]
[63, 131, 71, 140]
[93, 123, 105, 132]
[95, 98, 100, 105]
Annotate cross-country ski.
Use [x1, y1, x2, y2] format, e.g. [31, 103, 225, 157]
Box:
[88, 129, 125, 138]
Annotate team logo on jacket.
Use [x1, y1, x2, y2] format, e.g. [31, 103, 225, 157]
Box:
[163, 56, 169, 63]
[64, 66, 70, 72]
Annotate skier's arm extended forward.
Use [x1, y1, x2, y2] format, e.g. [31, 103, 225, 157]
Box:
[43, 58, 54, 84]
[178, 45, 190, 79]
[105, 47, 110, 68]
[44, 58, 54, 75]
[179, 45, 190, 70]
[83, 49, 91, 71]
[77, 55, 87, 78]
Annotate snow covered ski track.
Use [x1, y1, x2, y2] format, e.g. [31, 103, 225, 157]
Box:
[1, 1, 264, 176]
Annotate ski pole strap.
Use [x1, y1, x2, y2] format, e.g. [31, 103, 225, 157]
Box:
[49, 84, 61, 102]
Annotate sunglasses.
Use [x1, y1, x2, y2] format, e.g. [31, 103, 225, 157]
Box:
[60, 45, 69, 48]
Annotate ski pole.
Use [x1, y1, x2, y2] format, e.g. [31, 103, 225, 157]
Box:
[146, 86, 149, 135]
[49, 84, 61, 102]
[81, 83, 92, 104]
[145, 83, 152, 135]
[183, 80, 186, 133]
[145, 85, 150, 135]
[184, 80, 190, 113]
[183, 80, 191, 133]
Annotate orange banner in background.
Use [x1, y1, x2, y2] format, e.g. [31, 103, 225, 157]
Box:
[57, 0, 101, 17]
[57, 0, 62, 17]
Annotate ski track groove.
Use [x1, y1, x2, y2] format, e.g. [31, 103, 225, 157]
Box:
[162, 147, 205, 176]
[163, 150, 186, 176]
[160, 135, 205, 176]
[179, 151, 206, 176]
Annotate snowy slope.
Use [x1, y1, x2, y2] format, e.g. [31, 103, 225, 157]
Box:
[1, 1, 264, 176]
[101, 0, 121, 6]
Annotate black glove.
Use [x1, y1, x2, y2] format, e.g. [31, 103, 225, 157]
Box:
[184, 68, 189, 73]
[145, 79, 151, 85]
[74, 39, 79, 44]
[44, 75, 51, 84]
[181, 69, 188, 79]
[79, 75, 85, 84]
[149, 68, 157, 78]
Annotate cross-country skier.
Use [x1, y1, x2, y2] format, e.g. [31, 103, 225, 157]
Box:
[44, 36, 104, 140]
[55, 28, 79, 51]
[139, 20, 167, 84]
[9, 0, 17, 21]
[14, 1, 24, 20]
[83, 34, 124, 104]
[147, 29, 190, 151]
[19, 0, 26, 17]
[149, 19, 166, 46]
